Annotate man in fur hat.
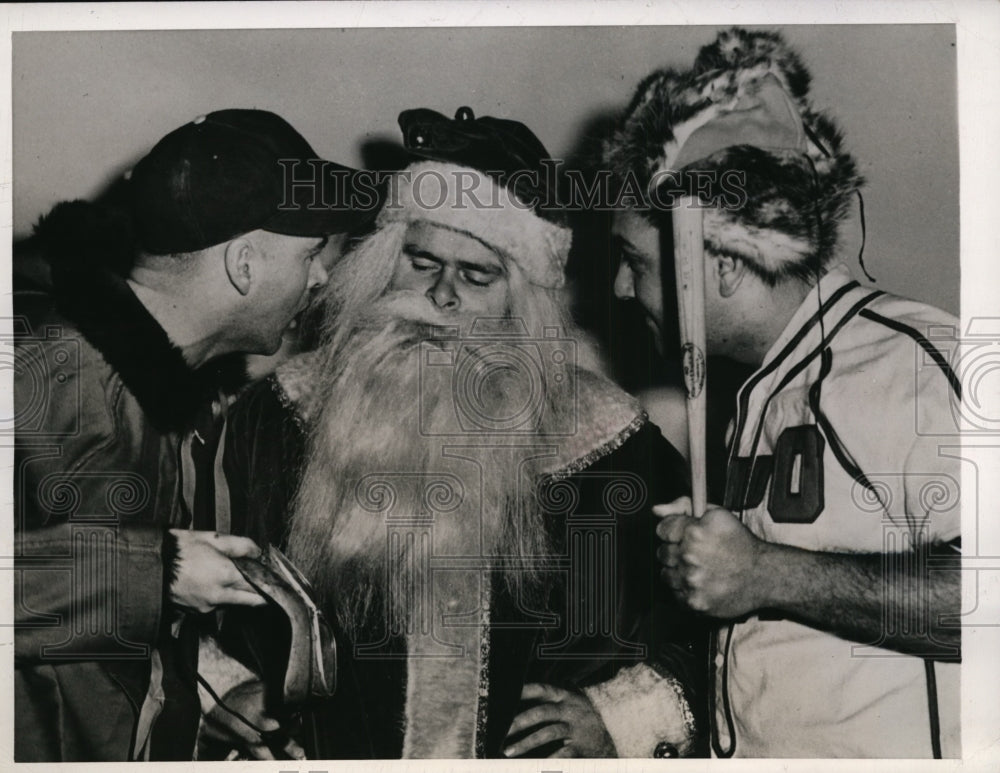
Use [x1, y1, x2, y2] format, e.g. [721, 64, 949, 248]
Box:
[13, 109, 374, 761]
[222, 107, 704, 758]
[605, 28, 961, 757]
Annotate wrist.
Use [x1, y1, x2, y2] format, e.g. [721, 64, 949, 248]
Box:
[162, 529, 180, 599]
[583, 663, 695, 757]
[160, 529, 182, 636]
[750, 538, 791, 610]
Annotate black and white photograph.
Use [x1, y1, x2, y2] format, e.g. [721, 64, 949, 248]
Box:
[3, 2, 999, 770]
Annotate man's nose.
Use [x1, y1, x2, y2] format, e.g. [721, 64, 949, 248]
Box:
[427, 272, 460, 310]
[309, 257, 329, 290]
[613, 263, 635, 300]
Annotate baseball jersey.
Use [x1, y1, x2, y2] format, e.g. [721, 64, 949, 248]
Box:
[713, 264, 961, 758]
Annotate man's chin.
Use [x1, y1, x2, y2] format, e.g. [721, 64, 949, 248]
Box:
[284, 306, 308, 336]
[251, 326, 301, 361]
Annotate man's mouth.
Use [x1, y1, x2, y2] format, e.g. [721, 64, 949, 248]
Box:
[285, 308, 307, 335]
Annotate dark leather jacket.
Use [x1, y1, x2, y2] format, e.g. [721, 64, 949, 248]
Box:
[13, 246, 245, 761]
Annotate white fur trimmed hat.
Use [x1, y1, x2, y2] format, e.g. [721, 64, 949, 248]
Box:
[378, 160, 571, 288]
[605, 27, 864, 279]
[383, 106, 572, 289]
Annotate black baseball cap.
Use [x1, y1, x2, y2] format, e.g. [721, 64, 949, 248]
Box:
[130, 109, 380, 254]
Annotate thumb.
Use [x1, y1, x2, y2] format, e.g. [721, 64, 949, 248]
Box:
[520, 682, 567, 702]
[284, 738, 307, 760]
[655, 513, 692, 543]
[211, 535, 264, 560]
[652, 496, 692, 519]
[699, 505, 737, 532]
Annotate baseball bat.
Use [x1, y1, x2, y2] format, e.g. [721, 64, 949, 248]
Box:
[672, 196, 708, 519]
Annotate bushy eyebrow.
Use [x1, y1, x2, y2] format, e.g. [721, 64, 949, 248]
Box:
[457, 259, 503, 276]
[611, 233, 655, 265]
[402, 244, 504, 276]
[402, 244, 441, 262]
[306, 236, 329, 257]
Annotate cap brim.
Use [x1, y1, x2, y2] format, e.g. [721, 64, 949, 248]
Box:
[263, 161, 384, 237]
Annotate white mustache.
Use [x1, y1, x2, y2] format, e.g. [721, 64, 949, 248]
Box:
[359, 290, 469, 331]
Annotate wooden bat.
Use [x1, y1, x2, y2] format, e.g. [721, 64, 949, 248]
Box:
[672, 196, 707, 518]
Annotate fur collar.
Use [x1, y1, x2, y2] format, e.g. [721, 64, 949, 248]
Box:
[37, 201, 247, 433]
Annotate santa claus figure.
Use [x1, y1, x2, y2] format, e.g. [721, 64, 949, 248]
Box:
[220, 107, 704, 759]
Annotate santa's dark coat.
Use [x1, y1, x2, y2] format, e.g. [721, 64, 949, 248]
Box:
[222, 376, 707, 758]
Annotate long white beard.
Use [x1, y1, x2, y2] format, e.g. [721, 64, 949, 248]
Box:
[286, 291, 555, 640]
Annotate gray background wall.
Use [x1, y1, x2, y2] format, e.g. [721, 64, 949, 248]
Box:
[12, 24, 959, 314]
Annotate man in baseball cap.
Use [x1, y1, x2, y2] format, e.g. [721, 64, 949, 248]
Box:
[127, 108, 379, 357]
[14, 108, 374, 761]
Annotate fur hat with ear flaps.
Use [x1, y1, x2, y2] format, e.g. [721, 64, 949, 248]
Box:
[605, 27, 864, 281]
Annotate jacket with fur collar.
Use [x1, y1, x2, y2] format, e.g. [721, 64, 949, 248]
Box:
[25, 198, 247, 432]
[12, 200, 245, 762]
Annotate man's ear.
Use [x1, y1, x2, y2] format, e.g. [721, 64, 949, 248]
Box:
[711, 253, 747, 299]
[224, 238, 254, 296]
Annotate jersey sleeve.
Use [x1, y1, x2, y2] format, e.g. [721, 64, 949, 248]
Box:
[902, 348, 962, 544]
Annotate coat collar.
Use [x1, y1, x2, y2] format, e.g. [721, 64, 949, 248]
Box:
[50, 260, 247, 433]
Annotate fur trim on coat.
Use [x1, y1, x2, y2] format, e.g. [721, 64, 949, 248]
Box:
[33, 200, 247, 432]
